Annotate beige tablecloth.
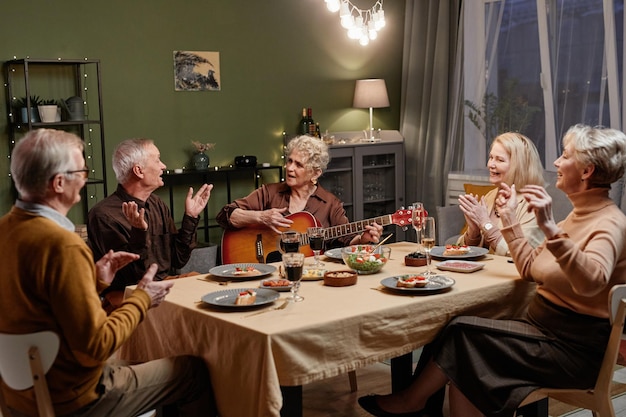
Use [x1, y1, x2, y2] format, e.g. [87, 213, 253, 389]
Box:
[119, 242, 535, 417]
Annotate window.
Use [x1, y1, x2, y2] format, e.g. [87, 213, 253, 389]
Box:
[464, 0, 624, 169]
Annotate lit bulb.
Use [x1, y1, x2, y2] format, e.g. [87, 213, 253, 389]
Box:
[339, 1, 350, 18]
[368, 21, 377, 39]
[326, 0, 340, 13]
[341, 15, 354, 29]
[376, 10, 386, 30]
[359, 35, 369, 46]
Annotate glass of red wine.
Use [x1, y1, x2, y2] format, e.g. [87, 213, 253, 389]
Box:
[283, 252, 305, 302]
[307, 227, 325, 267]
[280, 231, 301, 254]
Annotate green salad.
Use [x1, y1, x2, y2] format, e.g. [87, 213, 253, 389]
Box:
[343, 246, 389, 273]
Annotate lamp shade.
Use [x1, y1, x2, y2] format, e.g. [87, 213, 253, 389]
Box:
[353, 79, 390, 108]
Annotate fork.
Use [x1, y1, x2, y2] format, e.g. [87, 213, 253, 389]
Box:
[243, 299, 289, 318]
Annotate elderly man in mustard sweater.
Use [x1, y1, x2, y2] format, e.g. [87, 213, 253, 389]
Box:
[0, 129, 217, 417]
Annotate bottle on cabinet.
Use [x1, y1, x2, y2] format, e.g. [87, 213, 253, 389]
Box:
[307, 108, 317, 136]
[299, 108, 309, 135]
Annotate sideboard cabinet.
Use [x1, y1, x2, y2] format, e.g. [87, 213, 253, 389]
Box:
[319, 130, 406, 240]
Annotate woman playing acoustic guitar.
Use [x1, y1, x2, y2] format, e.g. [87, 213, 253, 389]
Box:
[216, 135, 383, 263]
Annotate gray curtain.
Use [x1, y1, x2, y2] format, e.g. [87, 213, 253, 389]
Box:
[401, 0, 464, 213]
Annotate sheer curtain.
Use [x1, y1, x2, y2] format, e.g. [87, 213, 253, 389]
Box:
[401, 0, 464, 212]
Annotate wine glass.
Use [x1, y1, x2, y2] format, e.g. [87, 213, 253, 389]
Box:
[307, 227, 325, 267]
[283, 252, 305, 302]
[421, 217, 436, 275]
[411, 202, 425, 251]
[280, 231, 301, 254]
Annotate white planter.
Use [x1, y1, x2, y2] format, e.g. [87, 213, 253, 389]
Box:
[38, 105, 58, 123]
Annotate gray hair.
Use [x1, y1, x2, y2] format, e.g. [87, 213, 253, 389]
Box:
[11, 129, 84, 201]
[112, 138, 154, 184]
[285, 135, 330, 172]
[563, 124, 626, 187]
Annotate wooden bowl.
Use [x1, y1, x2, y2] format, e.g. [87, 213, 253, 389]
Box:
[323, 270, 358, 287]
[405, 253, 427, 267]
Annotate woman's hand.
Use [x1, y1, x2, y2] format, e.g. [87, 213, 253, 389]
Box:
[260, 207, 292, 234]
[95, 250, 140, 285]
[122, 201, 148, 231]
[458, 193, 490, 232]
[518, 184, 560, 237]
[494, 183, 518, 216]
[185, 184, 213, 218]
[352, 223, 383, 245]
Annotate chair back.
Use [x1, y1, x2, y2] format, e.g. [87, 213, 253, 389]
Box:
[0, 331, 59, 417]
[594, 284, 626, 392]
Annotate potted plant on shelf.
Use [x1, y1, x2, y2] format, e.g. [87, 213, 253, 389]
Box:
[14, 95, 41, 123]
[191, 140, 216, 170]
[38, 99, 59, 123]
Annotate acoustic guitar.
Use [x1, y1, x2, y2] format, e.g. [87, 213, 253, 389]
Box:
[220, 209, 413, 264]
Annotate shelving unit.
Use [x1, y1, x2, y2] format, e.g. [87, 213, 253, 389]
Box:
[4, 58, 107, 220]
[319, 130, 406, 241]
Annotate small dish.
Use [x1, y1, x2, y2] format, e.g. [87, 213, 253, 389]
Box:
[323, 270, 358, 287]
[259, 279, 293, 292]
[436, 260, 485, 273]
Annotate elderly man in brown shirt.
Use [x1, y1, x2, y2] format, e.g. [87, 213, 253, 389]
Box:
[88, 138, 212, 311]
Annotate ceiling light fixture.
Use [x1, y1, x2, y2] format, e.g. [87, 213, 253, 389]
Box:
[324, 0, 385, 46]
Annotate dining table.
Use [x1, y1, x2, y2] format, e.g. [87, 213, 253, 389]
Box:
[118, 241, 541, 417]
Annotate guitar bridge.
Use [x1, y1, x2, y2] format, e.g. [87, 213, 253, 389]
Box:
[255, 234, 264, 263]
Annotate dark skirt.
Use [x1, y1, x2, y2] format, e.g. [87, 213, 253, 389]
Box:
[433, 294, 610, 417]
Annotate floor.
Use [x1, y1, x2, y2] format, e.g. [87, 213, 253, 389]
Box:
[302, 363, 626, 417]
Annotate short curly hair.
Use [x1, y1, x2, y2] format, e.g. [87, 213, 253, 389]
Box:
[285, 135, 330, 173]
[563, 124, 626, 187]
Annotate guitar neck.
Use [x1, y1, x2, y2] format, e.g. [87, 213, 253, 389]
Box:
[322, 215, 393, 240]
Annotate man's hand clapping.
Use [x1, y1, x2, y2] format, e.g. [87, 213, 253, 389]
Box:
[136, 263, 174, 308]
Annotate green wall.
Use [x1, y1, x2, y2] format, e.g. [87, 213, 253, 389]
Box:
[0, 0, 405, 243]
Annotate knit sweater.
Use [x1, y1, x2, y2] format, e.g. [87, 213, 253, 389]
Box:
[502, 188, 626, 318]
[0, 206, 151, 416]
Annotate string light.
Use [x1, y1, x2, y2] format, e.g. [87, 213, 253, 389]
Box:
[324, 0, 385, 46]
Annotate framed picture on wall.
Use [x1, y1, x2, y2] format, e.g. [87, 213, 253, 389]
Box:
[173, 50, 221, 91]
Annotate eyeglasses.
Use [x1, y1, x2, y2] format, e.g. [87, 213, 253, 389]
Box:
[64, 168, 90, 178]
[50, 167, 90, 181]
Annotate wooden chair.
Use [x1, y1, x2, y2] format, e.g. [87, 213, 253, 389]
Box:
[0, 331, 155, 417]
[0, 331, 59, 417]
[518, 284, 626, 417]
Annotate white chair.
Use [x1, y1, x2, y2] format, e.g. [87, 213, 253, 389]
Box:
[518, 284, 626, 417]
[0, 331, 59, 417]
[0, 331, 155, 417]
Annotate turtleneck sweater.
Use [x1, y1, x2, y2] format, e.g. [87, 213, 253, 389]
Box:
[501, 187, 626, 318]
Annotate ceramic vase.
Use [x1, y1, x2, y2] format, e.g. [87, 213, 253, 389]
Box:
[192, 152, 210, 170]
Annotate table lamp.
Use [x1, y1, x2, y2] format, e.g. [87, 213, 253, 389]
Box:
[353, 78, 390, 141]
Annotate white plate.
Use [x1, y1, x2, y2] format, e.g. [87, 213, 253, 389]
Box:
[201, 288, 280, 308]
[209, 263, 276, 280]
[259, 279, 293, 292]
[380, 275, 455, 293]
[323, 247, 344, 260]
[429, 246, 489, 261]
[436, 260, 485, 273]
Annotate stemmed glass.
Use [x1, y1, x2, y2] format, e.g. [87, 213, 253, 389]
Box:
[280, 231, 301, 254]
[283, 252, 305, 302]
[411, 202, 425, 251]
[307, 227, 325, 267]
[421, 217, 436, 275]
